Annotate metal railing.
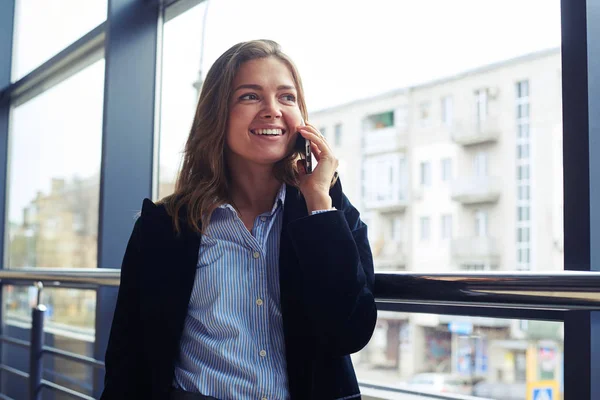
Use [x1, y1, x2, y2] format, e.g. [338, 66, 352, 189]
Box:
[1, 268, 600, 399]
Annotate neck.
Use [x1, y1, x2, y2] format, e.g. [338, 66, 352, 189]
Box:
[227, 160, 282, 214]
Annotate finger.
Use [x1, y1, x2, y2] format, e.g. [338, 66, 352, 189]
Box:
[299, 124, 328, 144]
[299, 128, 331, 154]
[310, 142, 322, 162]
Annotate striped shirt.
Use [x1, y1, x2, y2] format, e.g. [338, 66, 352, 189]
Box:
[174, 184, 332, 399]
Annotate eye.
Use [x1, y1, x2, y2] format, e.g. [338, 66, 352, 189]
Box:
[281, 94, 296, 102]
[239, 93, 258, 101]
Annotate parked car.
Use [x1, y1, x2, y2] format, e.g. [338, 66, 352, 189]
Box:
[405, 373, 473, 395]
[472, 381, 526, 400]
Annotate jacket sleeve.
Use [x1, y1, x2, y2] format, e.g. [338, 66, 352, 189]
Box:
[286, 192, 377, 356]
[100, 217, 147, 399]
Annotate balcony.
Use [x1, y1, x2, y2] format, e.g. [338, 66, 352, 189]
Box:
[451, 236, 500, 264]
[374, 240, 406, 270]
[451, 116, 501, 146]
[363, 126, 408, 156]
[451, 176, 501, 204]
[364, 196, 408, 213]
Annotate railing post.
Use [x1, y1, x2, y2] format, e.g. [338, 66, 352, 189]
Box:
[29, 282, 46, 400]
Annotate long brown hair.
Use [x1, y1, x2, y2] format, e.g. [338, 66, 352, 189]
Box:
[161, 39, 334, 234]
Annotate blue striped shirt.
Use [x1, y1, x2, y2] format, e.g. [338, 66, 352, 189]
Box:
[173, 184, 295, 399]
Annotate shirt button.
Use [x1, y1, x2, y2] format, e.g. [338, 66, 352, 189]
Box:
[262, 397, 268, 400]
[259, 350, 267, 357]
[253, 251, 260, 259]
[260, 216, 267, 222]
[256, 298, 263, 306]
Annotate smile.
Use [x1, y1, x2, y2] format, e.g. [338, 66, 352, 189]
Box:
[250, 129, 286, 136]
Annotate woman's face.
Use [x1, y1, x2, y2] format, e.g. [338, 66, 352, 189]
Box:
[226, 57, 303, 169]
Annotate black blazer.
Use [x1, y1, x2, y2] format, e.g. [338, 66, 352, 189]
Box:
[101, 179, 377, 400]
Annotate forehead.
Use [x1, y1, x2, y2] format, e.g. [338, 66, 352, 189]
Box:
[233, 57, 296, 88]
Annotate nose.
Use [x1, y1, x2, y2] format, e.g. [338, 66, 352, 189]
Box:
[260, 98, 282, 120]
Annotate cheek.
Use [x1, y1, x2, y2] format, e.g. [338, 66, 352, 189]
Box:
[284, 111, 303, 131]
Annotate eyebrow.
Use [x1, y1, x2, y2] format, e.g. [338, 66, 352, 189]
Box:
[233, 84, 296, 92]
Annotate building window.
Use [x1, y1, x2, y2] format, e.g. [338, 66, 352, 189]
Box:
[419, 101, 431, 126]
[441, 214, 453, 240]
[475, 210, 488, 237]
[474, 152, 488, 177]
[420, 217, 431, 241]
[420, 161, 432, 186]
[334, 123, 342, 146]
[366, 111, 394, 130]
[475, 89, 488, 124]
[461, 263, 487, 271]
[441, 95, 454, 127]
[441, 158, 452, 182]
[363, 153, 406, 204]
[391, 216, 402, 241]
[516, 79, 531, 270]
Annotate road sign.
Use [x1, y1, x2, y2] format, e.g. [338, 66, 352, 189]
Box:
[527, 380, 559, 400]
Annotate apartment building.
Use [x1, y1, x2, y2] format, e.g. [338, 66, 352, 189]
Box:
[311, 48, 563, 274]
[311, 48, 564, 381]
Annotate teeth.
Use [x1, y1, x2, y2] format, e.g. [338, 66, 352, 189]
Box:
[254, 129, 283, 136]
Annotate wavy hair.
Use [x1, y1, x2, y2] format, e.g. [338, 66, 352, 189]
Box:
[161, 39, 336, 234]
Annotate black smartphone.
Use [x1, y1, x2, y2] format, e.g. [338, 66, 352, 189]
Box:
[294, 120, 312, 174]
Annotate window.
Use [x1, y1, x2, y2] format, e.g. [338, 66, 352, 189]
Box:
[441, 95, 454, 126]
[475, 210, 488, 237]
[475, 89, 488, 123]
[420, 161, 432, 186]
[420, 217, 431, 241]
[154, 0, 563, 277]
[474, 152, 488, 177]
[441, 214, 453, 239]
[419, 101, 431, 126]
[441, 158, 452, 182]
[7, 61, 104, 270]
[391, 216, 402, 241]
[461, 263, 487, 271]
[516, 80, 532, 270]
[366, 111, 394, 130]
[334, 123, 342, 146]
[12, 0, 108, 80]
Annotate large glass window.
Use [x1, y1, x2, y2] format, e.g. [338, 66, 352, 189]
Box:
[355, 313, 563, 399]
[155, 0, 563, 274]
[12, 0, 107, 80]
[7, 60, 104, 271]
[2, 285, 96, 397]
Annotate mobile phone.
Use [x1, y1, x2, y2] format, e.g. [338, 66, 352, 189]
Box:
[294, 118, 312, 174]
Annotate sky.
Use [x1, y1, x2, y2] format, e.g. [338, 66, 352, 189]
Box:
[7, 0, 561, 222]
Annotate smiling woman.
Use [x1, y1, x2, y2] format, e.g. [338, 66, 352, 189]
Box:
[101, 39, 376, 400]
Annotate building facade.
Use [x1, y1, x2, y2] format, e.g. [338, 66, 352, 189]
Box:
[311, 48, 564, 384]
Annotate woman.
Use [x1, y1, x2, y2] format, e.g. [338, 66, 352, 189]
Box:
[101, 39, 377, 400]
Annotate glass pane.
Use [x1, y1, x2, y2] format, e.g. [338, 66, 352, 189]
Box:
[12, 0, 107, 80]
[2, 285, 96, 398]
[355, 313, 563, 400]
[156, 0, 562, 272]
[7, 60, 104, 269]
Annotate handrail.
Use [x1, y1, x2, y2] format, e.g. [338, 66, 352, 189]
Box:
[2, 268, 600, 309]
[0, 268, 120, 287]
[376, 271, 600, 310]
